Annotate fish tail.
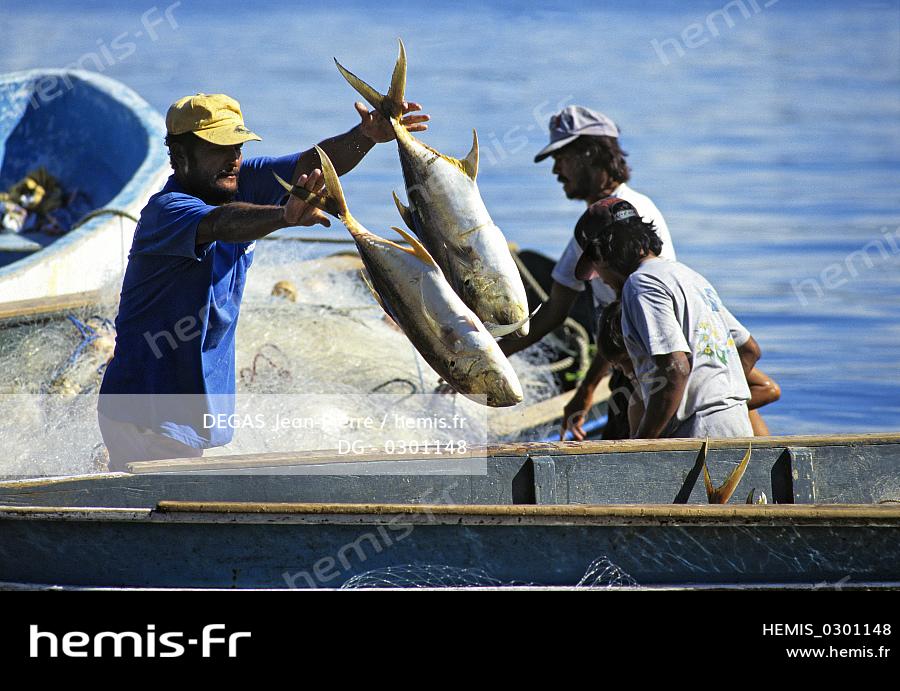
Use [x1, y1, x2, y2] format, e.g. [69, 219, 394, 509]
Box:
[387, 39, 407, 110]
[335, 39, 406, 120]
[311, 145, 357, 231]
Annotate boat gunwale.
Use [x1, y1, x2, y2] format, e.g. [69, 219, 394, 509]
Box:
[119, 432, 900, 474]
[2, 501, 900, 527]
[2, 581, 898, 591]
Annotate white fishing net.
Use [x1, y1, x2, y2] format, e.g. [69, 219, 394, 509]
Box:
[340, 556, 638, 589]
[0, 241, 564, 476]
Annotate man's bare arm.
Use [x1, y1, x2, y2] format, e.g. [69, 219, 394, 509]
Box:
[634, 351, 690, 439]
[627, 387, 645, 438]
[291, 101, 430, 182]
[196, 171, 329, 245]
[560, 351, 610, 441]
[737, 336, 761, 378]
[747, 366, 780, 410]
[500, 282, 579, 356]
[292, 126, 374, 181]
[196, 204, 289, 245]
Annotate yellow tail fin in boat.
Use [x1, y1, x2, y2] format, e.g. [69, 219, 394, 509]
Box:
[703, 439, 753, 504]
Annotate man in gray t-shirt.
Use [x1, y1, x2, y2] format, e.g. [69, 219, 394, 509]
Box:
[621, 260, 753, 437]
[500, 106, 674, 441]
[574, 198, 760, 439]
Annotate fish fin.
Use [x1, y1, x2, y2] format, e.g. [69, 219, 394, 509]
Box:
[716, 441, 752, 504]
[359, 269, 387, 313]
[312, 145, 350, 219]
[272, 171, 293, 194]
[272, 171, 339, 217]
[390, 225, 439, 268]
[417, 276, 445, 337]
[745, 487, 756, 504]
[462, 129, 479, 180]
[392, 190, 416, 231]
[387, 39, 407, 108]
[700, 438, 716, 502]
[443, 129, 480, 180]
[484, 303, 541, 338]
[705, 440, 752, 504]
[334, 43, 404, 120]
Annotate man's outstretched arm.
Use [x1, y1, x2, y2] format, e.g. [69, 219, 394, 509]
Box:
[196, 170, 329, 245]
[292, 101, 430, 180]
[500, 282, 579, 356]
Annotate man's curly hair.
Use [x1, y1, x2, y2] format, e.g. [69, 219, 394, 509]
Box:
[164, 131, 202, 172]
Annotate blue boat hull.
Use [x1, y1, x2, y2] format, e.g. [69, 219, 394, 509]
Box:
[1, 434, 898, 588]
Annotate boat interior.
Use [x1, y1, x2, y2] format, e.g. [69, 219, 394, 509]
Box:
[0, 71, 151, 266]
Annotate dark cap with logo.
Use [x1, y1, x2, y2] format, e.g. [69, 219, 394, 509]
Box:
[574, 197, 639, 281]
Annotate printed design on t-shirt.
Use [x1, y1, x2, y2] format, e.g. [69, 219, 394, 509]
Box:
[700, 288, 721, 312]
[695, 317, 735, 366]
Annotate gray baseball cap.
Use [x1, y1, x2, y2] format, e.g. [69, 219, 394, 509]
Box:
[534, 106, 619, 163]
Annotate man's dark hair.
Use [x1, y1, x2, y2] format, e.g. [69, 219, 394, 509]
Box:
[577, 204, 663, 276]
[597, 300, 626, 364]
[164, 131, 202, 171]
[570, 134, 631, 184]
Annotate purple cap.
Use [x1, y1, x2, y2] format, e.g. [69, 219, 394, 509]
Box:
[534, 106, 619, 163]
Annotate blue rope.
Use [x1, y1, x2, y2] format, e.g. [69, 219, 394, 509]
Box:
[539, 413, 608, 442]
[43, 315, 113, 392]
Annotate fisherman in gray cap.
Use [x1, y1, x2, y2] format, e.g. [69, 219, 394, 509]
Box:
[500, 105, 676, 440]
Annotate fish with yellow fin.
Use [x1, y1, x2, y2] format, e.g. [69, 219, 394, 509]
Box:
[334, 40, 532, 338]
[274, 147, 523, 407]
[698, 437, 754, 504]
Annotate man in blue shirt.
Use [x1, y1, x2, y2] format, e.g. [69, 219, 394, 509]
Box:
[98, 92, 428, 470]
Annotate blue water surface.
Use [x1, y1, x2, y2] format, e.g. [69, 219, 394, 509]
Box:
[3, 0, 899, 433]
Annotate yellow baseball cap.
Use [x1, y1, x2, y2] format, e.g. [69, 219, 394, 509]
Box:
[165, 93, 262, 145]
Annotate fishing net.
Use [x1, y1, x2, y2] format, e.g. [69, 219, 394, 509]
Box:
[0, 240, 564, 476]
[340, 556, 638, 589]
[575, 557, 640, 588]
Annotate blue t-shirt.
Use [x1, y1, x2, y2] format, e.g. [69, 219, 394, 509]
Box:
[99, 153, 299, 447]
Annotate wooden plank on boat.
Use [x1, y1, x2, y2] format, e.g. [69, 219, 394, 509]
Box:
[491, 432, 900, 456]
[150, 500, 900, 526]
[0, 458, 532, 508]
[0, 288, 107, 324]
[4, 434, 898, 508]
[3, 500, 898, 526]
[125, 432, 900, 474]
